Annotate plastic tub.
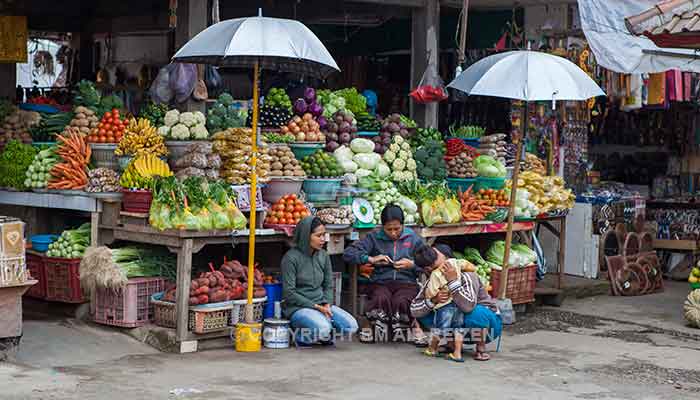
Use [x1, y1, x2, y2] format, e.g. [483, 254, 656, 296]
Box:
[89, 143, 118, 170]
[117, 156, 133, 171]
[122, 189, 153, 213]
[475, 176, 506, 191]
[289, 142, 323, 160]
[302, 178, 343, 202]
[446, 178, 476, 194]
[263, 283, 283, 319]
[262, 178, 304, 204]
[30, 234, 58, 252]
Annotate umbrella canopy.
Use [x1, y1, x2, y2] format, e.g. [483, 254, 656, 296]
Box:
[172, 16, 339, 78]
[447, 50, 605, 101]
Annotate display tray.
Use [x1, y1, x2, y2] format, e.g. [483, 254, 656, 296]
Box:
[85, 192, 123, 200]
[263, 223, 297, 236]
[32, 188, 50, 193]
[325, 224, 351, 230]
[55, 190, 86, 196]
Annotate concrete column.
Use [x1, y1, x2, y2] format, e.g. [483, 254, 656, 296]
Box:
[0, 64, 16, 101]
[410, 0, 439, 128]
[174, 0, 208, 112]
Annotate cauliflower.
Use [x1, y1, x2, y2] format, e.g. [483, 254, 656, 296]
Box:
[179, 112, 196, 127]
[391, 170, 403, 182]
[398, 150, 410, 160]
[190, 124, 209, 139]
[392, 158, 406, 171]
[157, 126, 171, 137]
[406, 158, 417, 171]
[401, 141, 411, 151]
[164, 109, 180, 127]
[193, 111, 206, 126]
[394, 136, 405, 145]
[170, 123, 190, 140]
[383, 150, 396, 163]
[389, 143, 400, 153]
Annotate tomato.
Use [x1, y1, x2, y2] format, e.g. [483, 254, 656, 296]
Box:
[301, 210, 310, 218]
[97, 128, 105, 135]
[279, 218, 288, 225]
[285, 204, 295, 212]
[293, 211, 301, 219]
[97, 135, 106, 143]
[295, 218, 301, 224]
[269, 216, 278, 224]
[285, 212, 293, 220]
[294, 204, 305, 212]
[288, 193, 297, 200]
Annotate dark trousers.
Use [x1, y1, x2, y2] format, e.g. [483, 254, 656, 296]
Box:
[360, 281, 419, 323]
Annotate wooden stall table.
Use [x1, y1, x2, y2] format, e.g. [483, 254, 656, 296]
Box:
[533, 215, 567, 290]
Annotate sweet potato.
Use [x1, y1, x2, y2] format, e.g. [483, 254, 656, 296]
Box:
[210, 290, 227, 303]
[208, 276, 218, 288]
[191, 280, 200, 290]
[196, 278, 209, 287]
[197, 294, 209, 304]
[254, 287, 267, 298]
[196, 285, 209, 295]
[189, 296, 200, 305]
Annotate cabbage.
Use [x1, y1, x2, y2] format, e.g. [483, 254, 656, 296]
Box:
[485, 241, 519, 267]
[473, 155, 506, 178]
[376, 161, 390, 178]
[512, 244, 537, 266]
[355, 168, 372, 178]
[397, 196, 418, 214]
[350, 138, 375, 154]
[340, 160, 359, 173]
[353, 152, 381, 170]
[333, 145, 354, 163]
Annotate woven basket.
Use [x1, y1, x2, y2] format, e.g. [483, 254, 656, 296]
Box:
[151, 292, 234, 334]
[489, 264, 536, 305]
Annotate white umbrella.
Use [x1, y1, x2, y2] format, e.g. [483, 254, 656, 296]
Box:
[447, 50, 604, 302]
[448, 50, 604, 103]
[173, 16, 339, 78]
[172, 16, 339, 334]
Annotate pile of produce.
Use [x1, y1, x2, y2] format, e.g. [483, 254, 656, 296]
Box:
[507, 171, 574, 213]
[115, 118, 168, 157]
[292, 88, 324, 121]
[504, 144, 517, 167]
[158, 109, 208, 140]
[316, 89, 346, 119]
[478, 134, 507, 163]
[86, 168, 120, 193]
[445, 138, 479, 158]
[264, 132, 295, 144]
[149, 176, 247, 231]
[474, 188, 510, 208]
[356, 111, 381, 131]
[382, 135, 418, 183]
[30, 112, 73, 142]
[414, 139, 446, 182]
[375, 113, 411, 154]
[448, 124, 485, 139]
[689, 265, 700, 284]
[0, 108, 40, 147]
[334, 88, 367, 115]
[459, 186, 496, 221]
[411, 127, 442, 149]
[455, 247, 498, 289]
[485, 241, 536, 268]
[139, 101, 169, 127]
[207, 93, 248, 132]
[446, 152, 477, 179]
[324, 110, 357, 151]
[68, 106, 99, 136]
[523, 153, 546, 175]
[48, 129, 90, 189]
[46, 223, 91, 258]
[213, 128, 272, 184]
[512, 188, 538, 218]
[364, 185, 420, 225]
[281, 114, 323, 142]
[264, 194, 311, 226]
[73, 80, 124, 116]
[86, 109, 126, 143]
[173, 142, 221, 181]
[317, 206, 355, 225]
[268, 145, 305, 177]
[0, 140, 38, 189]
[473, 155, 507, 178]
[161, 259, 266, 305]
[420, 192, 462, 227]
[259, 103, 293, 128]
[80, 245, 176, 292]
[120, 154, 173, 189]
[265, 88, 292, 110]
[24, 146, 59, 189]
[301, 150, 343, 178]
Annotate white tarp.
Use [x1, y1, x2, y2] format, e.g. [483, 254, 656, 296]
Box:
[578, 0, 700, 73]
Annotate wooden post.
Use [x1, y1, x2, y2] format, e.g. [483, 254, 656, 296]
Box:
[174, 0, 207, 113]
[175, 239, 193, 343]
[499, 102, 527, 299]
[557, 216, 566, 289]
[457, 0, 469, 66]
[410, 0, 440, 128]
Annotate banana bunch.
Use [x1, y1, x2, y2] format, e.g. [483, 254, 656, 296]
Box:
[115, 118, 169, 157]
[119, 154, 172, 189]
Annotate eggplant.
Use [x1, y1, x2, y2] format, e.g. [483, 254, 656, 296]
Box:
[318, 116, 328, 130]
[309, 102, 323, 117]
[304, 87, 316, 103]
[293, 98, 308, 115]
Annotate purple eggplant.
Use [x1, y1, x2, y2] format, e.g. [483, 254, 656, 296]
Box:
[304, 87, 316, 103]
[309, 102, 323, 117]
[318, 116, 328, 130]
[293, 98, 308, 115]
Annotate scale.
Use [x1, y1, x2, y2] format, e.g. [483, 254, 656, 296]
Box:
[352, 198, 375, 229]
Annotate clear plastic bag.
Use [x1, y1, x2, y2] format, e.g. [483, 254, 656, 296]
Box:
[175, 153, 208, 169]
[169, 63, 198, 103]
[410, 62, 448, 104]
[149, 66, 175, 104]
[206, 153, 222, 169]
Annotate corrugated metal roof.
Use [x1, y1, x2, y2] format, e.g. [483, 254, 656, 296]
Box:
[626, 0, 700, 36]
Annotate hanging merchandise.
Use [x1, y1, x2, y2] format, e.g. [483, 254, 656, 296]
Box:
[410, 56, 448, 104]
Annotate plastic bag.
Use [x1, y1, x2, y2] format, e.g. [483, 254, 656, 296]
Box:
[176, 167, 206, 180]
[176, 153, 208, 169]
[169, 63, 198, 103]
[207, 201, 231, 229]
[185, 142, 213, 154]
[204, 65, 223, 95]
[410, 63, 448, 104]
[206, 154, 222, 169]
[149, 66, 175, 104]
[226, 200, 248, 229]
[205, 168, 220, 180]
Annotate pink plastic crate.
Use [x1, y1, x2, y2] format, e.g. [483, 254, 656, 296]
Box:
[25, 253, 46, 299]
[44, 257, 86, 303]
[92, 277, 165, 328]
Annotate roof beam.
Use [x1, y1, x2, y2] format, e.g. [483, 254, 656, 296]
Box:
[345, 0, 426, 7]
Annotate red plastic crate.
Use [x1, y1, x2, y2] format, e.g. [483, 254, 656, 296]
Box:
[25, 253, 46, 299]
[92, 277, 166, 328]
[489, 264, 536, 305]
[44, 257, 86, 303]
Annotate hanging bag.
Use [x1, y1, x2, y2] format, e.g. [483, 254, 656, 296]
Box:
[410, 54, 448, 104]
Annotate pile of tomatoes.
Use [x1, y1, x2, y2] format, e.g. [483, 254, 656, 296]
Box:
[86, 109, 126, 143]
[475, 188, 510, 207]
[265, 194, 311, 226]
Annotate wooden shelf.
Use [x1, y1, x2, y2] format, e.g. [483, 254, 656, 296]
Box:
[0, 190, 100, 212]
[653, 239, 700, 251]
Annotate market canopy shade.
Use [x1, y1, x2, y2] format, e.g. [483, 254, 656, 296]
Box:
[172, 16, 340, 78]
[447, 50, 605, 102]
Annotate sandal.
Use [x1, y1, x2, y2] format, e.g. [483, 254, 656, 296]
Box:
[413, 334, 429, 348]
[446, 353, 465, 363]
[423, 348, 440, 357]
[473, 351, 491, 361]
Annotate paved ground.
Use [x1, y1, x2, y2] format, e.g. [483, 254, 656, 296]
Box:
[2, 281, 700, 400]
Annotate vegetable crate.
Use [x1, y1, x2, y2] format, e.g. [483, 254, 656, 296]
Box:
[489, 264, 536, 305]
[122, 189, 153, 213]
[44, 257, 86, 303]
[230, 297, 267, 325]
[25, 253, 46, 299]
[92, 277, 165, 328]
[151, 292, 233, 334]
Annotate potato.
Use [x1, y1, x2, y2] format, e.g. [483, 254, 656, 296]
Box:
[270, 169, 283, 176]
[76, 113, 86, 120]
[271, 161, 283, 170]
[80, 126, 90, 134]
[293, 170, 305, 177]
[279, 156, 291, 164]
[283, 169, 294, 176]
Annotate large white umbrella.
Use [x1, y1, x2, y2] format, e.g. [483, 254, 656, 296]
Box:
[448, 50, 604, 301]
[448, 50, 604, 102]
[172, 16, 339, 342]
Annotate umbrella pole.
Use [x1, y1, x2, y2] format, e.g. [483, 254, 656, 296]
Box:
[499, 101, 526, 300]
[245, 61, 260, 323]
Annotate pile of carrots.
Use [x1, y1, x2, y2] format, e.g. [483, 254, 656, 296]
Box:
[460, 185, 496, 221]
[47, 127, 92, 190]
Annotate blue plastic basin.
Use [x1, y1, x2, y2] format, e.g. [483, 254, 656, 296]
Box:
[31, 234, 59, 252]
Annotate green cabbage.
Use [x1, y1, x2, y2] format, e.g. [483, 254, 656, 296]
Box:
[473, 155, 506, 178]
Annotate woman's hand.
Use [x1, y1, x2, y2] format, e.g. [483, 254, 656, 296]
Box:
[368, 255, 393, 265]
[314, 303, 333, 318]
[393, 258, 413, 269]
[441, 263, 459, 281]
[432, 289, 450, 304]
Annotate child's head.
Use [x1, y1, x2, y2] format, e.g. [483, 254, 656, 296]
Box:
[434, 243, 454, 259]
[414, 244, 446, 273]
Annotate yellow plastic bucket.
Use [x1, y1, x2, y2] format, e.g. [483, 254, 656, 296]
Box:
[235, 322, 262, 352]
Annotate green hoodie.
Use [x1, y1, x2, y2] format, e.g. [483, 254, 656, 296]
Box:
[281, 217, 334, 318]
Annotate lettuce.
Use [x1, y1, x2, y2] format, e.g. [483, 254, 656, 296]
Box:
[353, 152, 381, 170]
[350, 138, 375, 154]
[473, 155, 506, 178]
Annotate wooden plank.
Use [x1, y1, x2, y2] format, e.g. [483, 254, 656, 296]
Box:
[653, 239, 700, 251]
[112, 228, 183, 248]
[184, 327, 234, 342]
[347, 0, 425, 7]
[176, 239, 193, 343]
[420, 221, 534, 238]
[0, 191, 99, 212]
[90, 212, 99, 246]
